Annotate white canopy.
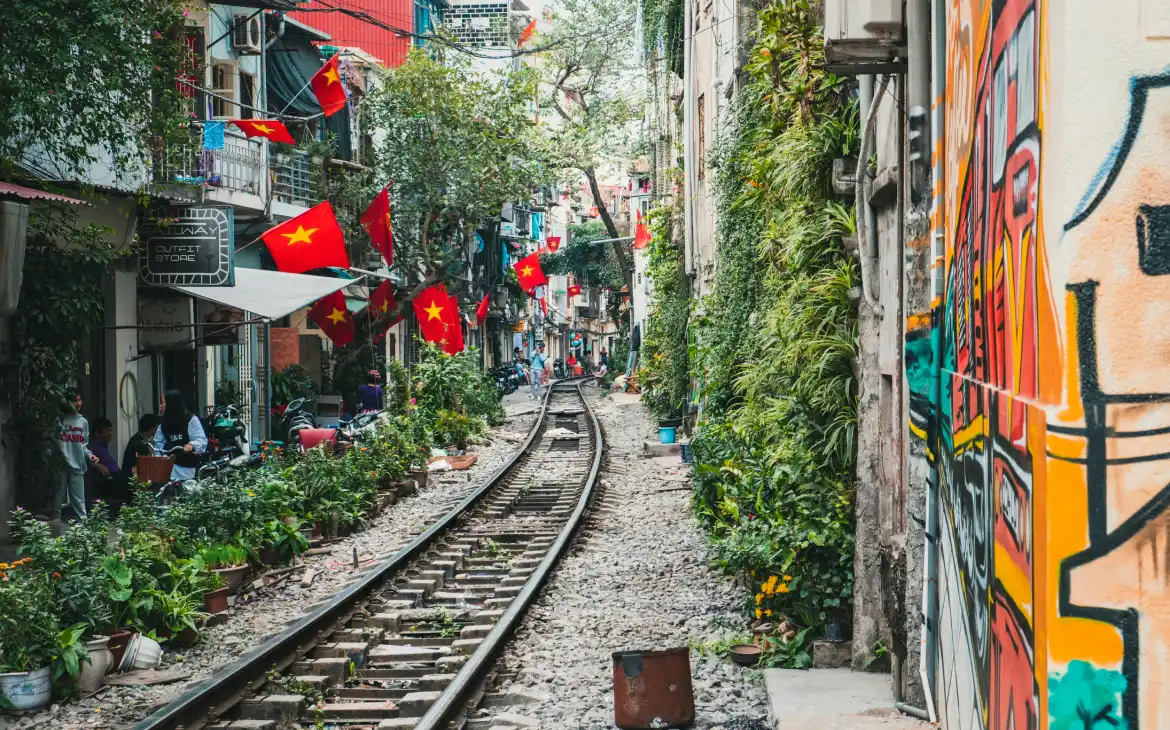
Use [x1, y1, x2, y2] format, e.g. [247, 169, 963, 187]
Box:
[171, 267, 359, 321]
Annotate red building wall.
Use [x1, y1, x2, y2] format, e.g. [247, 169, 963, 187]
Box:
[289, 0, 414, 68]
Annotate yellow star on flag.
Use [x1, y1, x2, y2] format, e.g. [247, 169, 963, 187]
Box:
[521, 266, 534, 277]
[324, 67, 340, 85]
[254, 123, 274, 134]
[282, 225, 317, 246]
[424, 300, 444, 321]
[327, 307, 347, 325]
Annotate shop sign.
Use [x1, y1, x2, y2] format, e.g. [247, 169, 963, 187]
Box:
[139, 205, 234, 287]
[139, 297, 195, 350]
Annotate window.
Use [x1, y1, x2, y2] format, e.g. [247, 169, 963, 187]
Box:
[239, 71, 256, 120]
[697, 94, 706, 180]
[211, 63, 236, 119]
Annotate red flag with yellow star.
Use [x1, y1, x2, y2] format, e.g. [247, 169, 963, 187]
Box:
[633, 209, 651, 249]
[369, 280, 397, 317]
[261, 202, 349, 274]
[476, 292, 490, 325]
[311, 53, 348, 117]
[545, 236, 561, 252]
[360, 186, 393, 266]
[442, 295, 464, 355]
[308, 290, 354, 347]
[567, 283, 581, 298]
[412, 284, 449, 344]
[518, 18, 537, 48]
[231, 119, 296, 145]
[513, 252, 547, 294]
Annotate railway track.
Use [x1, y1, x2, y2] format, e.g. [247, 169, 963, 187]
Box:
[129, 380, 602, 730]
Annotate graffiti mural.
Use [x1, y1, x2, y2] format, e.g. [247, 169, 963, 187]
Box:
[933, 1, 1044, 728]
[927, 0, 1170, 727]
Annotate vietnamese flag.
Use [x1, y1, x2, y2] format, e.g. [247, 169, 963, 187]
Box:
[567, 283, 581, 298]
[513, 252, 547, 293]
[231, 119, 296, 145]
[546, 236, 561, 252]
[311, 53, 348, 117]
[442, 295, 464, 354]
[360, 186, 394, 266]
[540, 297, 548, 316]
[476, 292, 490, 325]
[518, 18, 537, 48]
[412, 284, 449, 343]
[261, 201, 350, 273]
[368, 280, 397, 316]
[633, 209, 651, 249]
[308, 290, 354, 347]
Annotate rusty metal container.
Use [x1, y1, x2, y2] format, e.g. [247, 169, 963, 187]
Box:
[612, 648, 695, 729]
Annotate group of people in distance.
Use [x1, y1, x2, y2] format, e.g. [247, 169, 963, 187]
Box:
[54, 388, 205, 522]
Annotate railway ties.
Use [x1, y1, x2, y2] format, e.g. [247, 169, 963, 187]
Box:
[135, 381, 602, 730]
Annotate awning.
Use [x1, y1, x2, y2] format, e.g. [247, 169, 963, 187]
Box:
[0, 182, 87, 205]
[170, 268, 359, 321]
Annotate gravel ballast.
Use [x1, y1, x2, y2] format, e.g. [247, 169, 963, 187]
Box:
[478, 386, 769, 730]
[2, 403, 537, 730]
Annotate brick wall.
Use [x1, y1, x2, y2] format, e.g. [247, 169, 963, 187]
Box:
[271, 327, 300, 374]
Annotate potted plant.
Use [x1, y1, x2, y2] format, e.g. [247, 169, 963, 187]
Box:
[199, 544, 250, 592]
[149, 587, 207, 647]
[0, 559, 57, 710]
[202, 573, 230, 616]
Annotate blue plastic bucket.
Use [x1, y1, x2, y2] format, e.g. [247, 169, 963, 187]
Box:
[659, 427, 677, 444]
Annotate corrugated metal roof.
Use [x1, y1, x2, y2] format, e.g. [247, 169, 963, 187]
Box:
[289, 0, 414, 68]
[0, 183, 87, 205]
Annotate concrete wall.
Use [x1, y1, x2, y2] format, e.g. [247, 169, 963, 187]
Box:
[926, 1, 1170, 728]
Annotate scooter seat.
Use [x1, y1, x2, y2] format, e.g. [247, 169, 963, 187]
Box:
[299, 428, 338, 450]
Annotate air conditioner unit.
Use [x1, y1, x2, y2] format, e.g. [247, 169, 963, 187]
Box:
[232, 15, 263, 55]
[824, 0, 903, 68]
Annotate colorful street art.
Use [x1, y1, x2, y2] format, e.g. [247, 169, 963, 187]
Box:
[919, 0, 1170, 728]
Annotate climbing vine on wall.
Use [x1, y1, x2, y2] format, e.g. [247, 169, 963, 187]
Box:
[640, 200, 689, 419]
[687, 1, 860, 632]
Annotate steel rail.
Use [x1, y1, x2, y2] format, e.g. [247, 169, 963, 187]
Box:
[130, 384, 557, 730]
[414, 378, 605, 729]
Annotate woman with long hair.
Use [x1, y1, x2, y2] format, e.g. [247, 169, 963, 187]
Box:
[152, 389, 208, 481]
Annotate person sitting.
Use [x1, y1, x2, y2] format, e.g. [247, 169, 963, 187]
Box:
[153, 390, 207, 482]
[357, 370, 384, 415]
[122, 414, 162, 480]
[88, 417, 119, 509]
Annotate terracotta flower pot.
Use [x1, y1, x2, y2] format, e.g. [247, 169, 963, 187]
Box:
[204, 587, 230, 615]
[213, 564, 250, 593]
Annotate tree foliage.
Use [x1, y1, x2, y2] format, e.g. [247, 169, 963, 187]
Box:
[639, 203, 689, 419]
[541, 221, 624, 290]
[0, 0, 191, 177]
[537, 0, 638, 285]
[365, 51, 552, 315]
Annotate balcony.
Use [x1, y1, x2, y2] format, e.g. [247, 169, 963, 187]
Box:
[153, 130, 264, 199]
[271, 149, 320, 209]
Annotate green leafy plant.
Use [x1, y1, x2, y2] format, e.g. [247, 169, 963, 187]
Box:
[50, 624, 91, 682]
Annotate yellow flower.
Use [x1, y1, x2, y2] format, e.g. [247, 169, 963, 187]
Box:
[755, 608, 763, 619]
[775, 583, 790, 594]
[0, 563, 9, 570]
[765, 609, 773, 616]
[783, 575, 793, 581]
[246, 491, 256, 497]
[755, 593, 763, 604]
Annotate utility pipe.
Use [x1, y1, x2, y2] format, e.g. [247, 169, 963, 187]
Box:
[896, 702, 931, 721]
[854, 74, 889, 314]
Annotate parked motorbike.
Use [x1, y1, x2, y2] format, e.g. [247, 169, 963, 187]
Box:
[280, 398, 319, 447]
[204, 404, 249, 462]
[554, 358, 566, 379]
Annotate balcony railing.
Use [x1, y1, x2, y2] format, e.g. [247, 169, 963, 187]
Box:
[272, 150, 321, 208]
[153, 130, 263, 195]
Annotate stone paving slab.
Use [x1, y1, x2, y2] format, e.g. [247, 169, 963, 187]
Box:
[763, 668, 929, 729]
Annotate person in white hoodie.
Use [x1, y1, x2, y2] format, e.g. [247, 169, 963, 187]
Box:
[57, 388, 98, 520]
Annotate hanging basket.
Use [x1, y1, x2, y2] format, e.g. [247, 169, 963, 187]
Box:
[136, 456, 175, 484]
